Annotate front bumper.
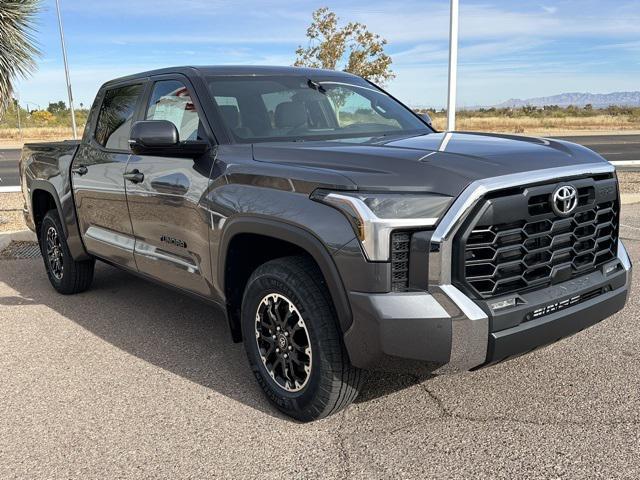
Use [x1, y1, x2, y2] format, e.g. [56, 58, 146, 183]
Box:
[343, 237, 632, 373]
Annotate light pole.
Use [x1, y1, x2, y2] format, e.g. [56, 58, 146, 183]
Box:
[55, 0, 77, 139]
[446, 0, 459, 131]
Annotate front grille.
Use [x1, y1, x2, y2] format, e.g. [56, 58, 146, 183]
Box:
[391, 231, 411, 291]
[459, 178, 618, 299]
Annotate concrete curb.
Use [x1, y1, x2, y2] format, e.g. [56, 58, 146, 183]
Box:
[0, 230, 37, 251]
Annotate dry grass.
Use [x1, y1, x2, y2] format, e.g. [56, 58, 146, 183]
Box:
[1, 115, 640, 146]
[0, 126, 76, 142]
[431, 114, 640, 135]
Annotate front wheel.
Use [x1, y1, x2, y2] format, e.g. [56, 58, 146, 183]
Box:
[39, 210, 95, 295]
[241, 256, 363, 421]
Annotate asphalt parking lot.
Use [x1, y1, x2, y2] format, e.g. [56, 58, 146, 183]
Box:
[0, 206, 638, 479]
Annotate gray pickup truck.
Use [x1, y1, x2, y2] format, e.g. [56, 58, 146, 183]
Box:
[20, 66, 632, 421]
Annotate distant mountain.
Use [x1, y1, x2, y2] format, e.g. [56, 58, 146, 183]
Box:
[496, 91, 640, 108]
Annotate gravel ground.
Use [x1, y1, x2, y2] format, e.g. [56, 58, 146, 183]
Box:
[617, 172, 640, 194]
[0, 205, 638, 479]
[0, 192, 24, 232]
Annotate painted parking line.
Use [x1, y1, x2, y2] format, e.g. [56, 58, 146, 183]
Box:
[0, 186, 21, 193]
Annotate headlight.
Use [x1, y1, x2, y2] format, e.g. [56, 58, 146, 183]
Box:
[311, 190, 452, 261]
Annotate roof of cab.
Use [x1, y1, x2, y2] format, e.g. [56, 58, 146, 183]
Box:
[102, 65, 359, 88]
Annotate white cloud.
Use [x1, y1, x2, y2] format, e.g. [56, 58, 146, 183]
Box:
[14, 0, 640, 109]
[62, 1, 640, 47]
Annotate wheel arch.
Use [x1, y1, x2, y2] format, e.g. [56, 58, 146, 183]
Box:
[30, 182, 65, 237]
[219, 216, 353, 342]
[29, 180, 90, 261]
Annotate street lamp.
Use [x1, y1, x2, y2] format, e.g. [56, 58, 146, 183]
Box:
[55, 0, 77, 139]
[446, 0, 459, 131]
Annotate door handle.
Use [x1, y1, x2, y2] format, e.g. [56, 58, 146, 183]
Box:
[124, 169, 144, 184]
[71, 165, 88, 176]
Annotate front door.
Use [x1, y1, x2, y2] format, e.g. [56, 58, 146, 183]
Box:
[71, 83, 144, 270]
[125, 77, 214, 296]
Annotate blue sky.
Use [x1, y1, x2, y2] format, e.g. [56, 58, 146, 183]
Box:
[14, 0, 640, 110]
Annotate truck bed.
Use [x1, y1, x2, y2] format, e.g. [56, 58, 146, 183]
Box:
[19, 140, 82, 235]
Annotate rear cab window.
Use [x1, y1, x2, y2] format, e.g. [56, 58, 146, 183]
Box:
[94, 84, 143, 150]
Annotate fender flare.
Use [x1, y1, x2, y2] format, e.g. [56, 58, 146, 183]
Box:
[29, 181, 67, 236]
[218, 215, 353, 336]
[29, 180, 90, 260]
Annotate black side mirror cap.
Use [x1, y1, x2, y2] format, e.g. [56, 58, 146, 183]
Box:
[130, 120, 179, 149]
[129, 120, 209, 158]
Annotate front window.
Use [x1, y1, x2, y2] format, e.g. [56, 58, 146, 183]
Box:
[146, 80, 203, 141]
[208, 75, 429, 143]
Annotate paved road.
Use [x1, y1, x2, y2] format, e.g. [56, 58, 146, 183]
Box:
[554, 134, 640, 167]
[0, 206, 638, 478]
[0, 135, 638, 188]
[0, 149, 20, 189]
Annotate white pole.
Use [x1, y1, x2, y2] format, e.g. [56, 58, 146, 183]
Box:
[446, 0, 459, 132]
[55, 0, 77, 139]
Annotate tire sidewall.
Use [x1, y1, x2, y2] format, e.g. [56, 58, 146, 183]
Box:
[241, 270, 329, 416]
[40, 212, 69, 290]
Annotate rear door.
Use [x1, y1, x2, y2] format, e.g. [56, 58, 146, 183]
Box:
[124, 75, 215, 296]
[71, 82, 144, 269]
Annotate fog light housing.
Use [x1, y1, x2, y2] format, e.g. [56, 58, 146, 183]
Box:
[490, 297, 517, 311]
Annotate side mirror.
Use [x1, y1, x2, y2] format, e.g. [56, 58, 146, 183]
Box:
[129, 120, 209, 158]
[419, 112, 434, 127]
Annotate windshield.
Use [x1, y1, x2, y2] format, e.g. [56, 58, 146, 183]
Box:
[208, 75, 430, 143]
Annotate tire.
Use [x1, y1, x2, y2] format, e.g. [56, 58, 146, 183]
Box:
[241, 255, 364, 422]
[39, 209, 95, 295]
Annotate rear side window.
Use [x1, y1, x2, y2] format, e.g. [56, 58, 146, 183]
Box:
[94, 84, 143, 150]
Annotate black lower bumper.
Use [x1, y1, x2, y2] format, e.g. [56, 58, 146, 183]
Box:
[343, 244, 632, 373]
[484, 278, 629, 366]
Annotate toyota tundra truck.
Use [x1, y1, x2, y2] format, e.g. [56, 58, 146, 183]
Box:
[19, 66, 632, 421]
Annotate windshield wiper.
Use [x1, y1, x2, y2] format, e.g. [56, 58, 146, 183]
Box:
[307, 79, 326, 94]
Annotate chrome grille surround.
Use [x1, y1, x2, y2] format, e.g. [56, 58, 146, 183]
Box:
[426, 162, 619, 372]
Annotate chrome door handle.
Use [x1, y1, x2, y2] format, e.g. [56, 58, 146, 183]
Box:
[124, 169, 144, 184]
[71, 165, 88, 176]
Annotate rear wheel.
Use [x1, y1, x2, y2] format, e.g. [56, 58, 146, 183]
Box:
[39, 210, 94, 294]
[241, 255, 363, 422]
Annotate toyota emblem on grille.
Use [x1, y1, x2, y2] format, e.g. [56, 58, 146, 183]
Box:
[551, 185, 578, 216]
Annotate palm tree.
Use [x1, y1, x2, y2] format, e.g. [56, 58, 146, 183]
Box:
[0, 0, 41, 113]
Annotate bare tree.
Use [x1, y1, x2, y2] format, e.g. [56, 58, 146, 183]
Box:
[0, 0, 41, 113]
[294, 7, 394, 85]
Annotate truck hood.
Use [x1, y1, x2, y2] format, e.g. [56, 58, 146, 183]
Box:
[252, 132, 608, 197]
